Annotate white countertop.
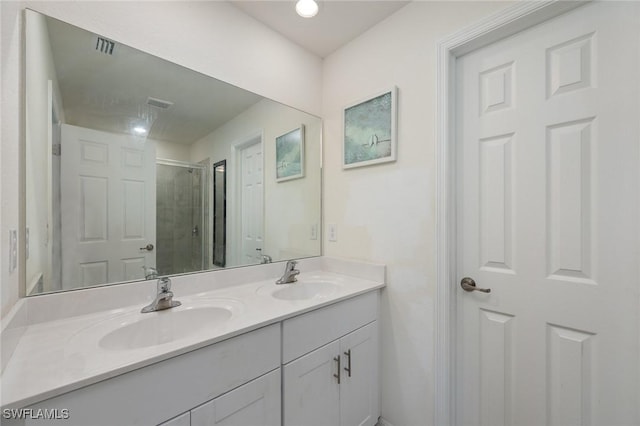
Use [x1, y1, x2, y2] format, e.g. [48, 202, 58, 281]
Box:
[1, 263, 384, 409]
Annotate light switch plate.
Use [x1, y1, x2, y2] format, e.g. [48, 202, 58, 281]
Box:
[328, 224, 337, 242]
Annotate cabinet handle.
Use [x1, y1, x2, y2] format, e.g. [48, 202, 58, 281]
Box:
[333, 355, 341, 384]
[344, 349, 352, 377]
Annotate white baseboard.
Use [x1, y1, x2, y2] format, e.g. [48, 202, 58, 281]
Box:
[377, 417, 396, 426]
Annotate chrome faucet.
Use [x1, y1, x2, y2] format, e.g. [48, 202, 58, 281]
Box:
[256, 248, 272, 264]
[141, 277, 181, 313]
[276, 260, 300, 284]
[142, 266, 158, 280]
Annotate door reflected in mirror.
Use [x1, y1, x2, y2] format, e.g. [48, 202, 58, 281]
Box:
[25, 10, 321, 295]
[213, 160, 227, 268]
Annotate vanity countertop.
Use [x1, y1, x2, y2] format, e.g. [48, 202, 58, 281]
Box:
[0, 265, 384, 409]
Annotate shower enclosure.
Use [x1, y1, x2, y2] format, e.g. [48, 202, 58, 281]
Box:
[156, 159, 207, 276]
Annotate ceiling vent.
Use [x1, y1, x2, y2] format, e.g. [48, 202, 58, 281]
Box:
[146, 97, 174, 109]
[95, 37, 115, 55]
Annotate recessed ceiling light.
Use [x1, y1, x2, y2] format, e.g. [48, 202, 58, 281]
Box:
[296, 0, 318, 18]
[133, 126, 147, 135]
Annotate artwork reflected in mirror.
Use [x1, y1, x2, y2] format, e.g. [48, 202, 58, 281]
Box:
[213, 160, 227, 268]
[24, 10, 321, 295]
[276, 126, 304, 182]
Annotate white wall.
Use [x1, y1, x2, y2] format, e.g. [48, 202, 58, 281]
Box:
[190, 99, 321, 268]
[321, 2, 510, 425]
[156, 140, 191, 163]
[0, 1, 323, 319]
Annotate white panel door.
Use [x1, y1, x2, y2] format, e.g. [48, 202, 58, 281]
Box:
[456, 3, 639, 425]
[61, 124, 156, 288]
[239, 141, 264, 266]
[191, 369, 280, 426]
[283, 340, 341, 426]
[339, 322, 379, 426]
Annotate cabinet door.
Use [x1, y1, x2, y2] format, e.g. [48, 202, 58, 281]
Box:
[283, 340, 341, 426]
[159, 412, 190, 426]
[340, 322, 379, 426]
[190, 369, 280, 426]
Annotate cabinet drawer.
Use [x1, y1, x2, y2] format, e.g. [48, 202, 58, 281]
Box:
[282, 291, 378, 363]
[23, 324, 280, 426]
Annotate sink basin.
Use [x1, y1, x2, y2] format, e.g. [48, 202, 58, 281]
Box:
[271, 280, 340, 301]
[98, 306, 233, 351]
[65, 298, 244, 357]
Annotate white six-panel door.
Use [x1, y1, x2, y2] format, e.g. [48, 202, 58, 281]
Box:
[239, 141, 264, 265]
[456, 2, 639, 425]
[61, 124, 156, 288]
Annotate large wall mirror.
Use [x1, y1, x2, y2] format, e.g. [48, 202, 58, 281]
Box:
[24, 10, 322, 295]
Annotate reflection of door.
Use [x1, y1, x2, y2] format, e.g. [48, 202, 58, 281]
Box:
[212, 160, 227, 268]
[456, 3, 639, 425]
[61, 124, 156, 288]
[239, 139, 264, 266]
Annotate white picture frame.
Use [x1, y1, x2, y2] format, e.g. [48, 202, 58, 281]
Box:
[343, 86, 397, 169]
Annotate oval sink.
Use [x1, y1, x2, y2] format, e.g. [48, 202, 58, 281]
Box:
[99, 306, 232, 351]
[271, 280, 339, 301]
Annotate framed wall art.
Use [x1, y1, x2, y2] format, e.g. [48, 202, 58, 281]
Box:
[343, 86, 397, 169]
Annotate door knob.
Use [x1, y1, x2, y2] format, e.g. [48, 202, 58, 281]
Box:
[460, 277, 491, 293]
[140, 244, 154, 251]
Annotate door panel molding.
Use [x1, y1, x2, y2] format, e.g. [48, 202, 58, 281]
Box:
[229, 130, 264, 267]
[434, 2, 586, 425]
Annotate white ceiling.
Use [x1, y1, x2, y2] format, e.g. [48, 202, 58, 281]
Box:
[46, 16, 264, 145]
[231, 1, 410, 58]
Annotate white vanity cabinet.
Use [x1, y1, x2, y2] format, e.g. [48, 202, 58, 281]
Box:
[160, 412, 191, 426]
[161, 369, 281, 426]
[282, 291, 380, 426]
[10, 288, 381, 426]
[190, 369, 280, 426]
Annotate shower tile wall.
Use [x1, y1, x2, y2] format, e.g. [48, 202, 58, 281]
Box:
[156, 164, 204, 276]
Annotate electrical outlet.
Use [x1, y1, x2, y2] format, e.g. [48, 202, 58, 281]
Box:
[310, 224, 318, 240]
[9, 229, 17, 274]
[328, 224, 337, 242]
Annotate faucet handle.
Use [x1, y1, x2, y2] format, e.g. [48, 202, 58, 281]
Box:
[157, 277, 171, 293]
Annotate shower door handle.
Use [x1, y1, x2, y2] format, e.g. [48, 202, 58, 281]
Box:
[140, 244, 154, 252]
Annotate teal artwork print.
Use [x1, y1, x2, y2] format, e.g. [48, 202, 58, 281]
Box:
[344, 90, 394, 167]
[276, 126, 304, 181]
